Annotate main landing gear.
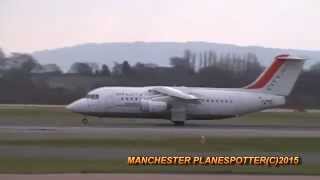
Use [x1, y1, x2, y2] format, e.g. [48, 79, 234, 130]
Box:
[171, 104, 186, 126]
[81, 117, 89, 125]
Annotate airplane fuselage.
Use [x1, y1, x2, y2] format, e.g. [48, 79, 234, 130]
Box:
[66, 54, 304, 125]
[69, 86, 285, 120]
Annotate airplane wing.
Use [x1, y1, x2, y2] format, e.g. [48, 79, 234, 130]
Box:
[149, 86, 198, 122]
[149, 86, 199, 101]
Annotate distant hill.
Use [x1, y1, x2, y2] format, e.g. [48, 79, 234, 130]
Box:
[32, 42, 320, 71]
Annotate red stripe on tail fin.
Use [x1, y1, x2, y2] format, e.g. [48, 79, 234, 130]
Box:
[246, 54, 289, 89]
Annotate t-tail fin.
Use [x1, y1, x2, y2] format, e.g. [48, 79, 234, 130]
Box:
[244, 54, 305, 96]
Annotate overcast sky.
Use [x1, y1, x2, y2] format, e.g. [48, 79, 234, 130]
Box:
[0, 0, 319, 53]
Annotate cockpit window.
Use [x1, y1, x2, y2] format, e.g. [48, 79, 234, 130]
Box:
[85, 94, 99, 99]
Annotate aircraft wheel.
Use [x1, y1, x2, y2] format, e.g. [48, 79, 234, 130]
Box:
[173, 121, 185, 126]
[82, 118, 89, 125]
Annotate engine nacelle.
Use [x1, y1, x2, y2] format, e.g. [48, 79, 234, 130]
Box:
[140, 99, 168, 113]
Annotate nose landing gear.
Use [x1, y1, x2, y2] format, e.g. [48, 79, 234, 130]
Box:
[81, 117, 89, 125]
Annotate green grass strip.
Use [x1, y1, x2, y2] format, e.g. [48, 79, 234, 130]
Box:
[0, 137, 320, 152]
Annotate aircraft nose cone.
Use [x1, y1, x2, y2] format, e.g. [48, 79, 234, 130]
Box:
[66, 102, 76, 111]
[66, 99, 88, 113]
[66, 101, 77, 112]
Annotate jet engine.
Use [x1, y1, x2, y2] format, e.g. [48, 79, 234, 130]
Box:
[140, 99, 168, 112]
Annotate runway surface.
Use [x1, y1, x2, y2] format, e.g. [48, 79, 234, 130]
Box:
[1, 125, 320, 138]
[1, 125, 319, 163]
[1, 124, 320, 173]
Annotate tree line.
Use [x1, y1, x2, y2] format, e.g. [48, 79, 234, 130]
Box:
[0, 48, 320, 109]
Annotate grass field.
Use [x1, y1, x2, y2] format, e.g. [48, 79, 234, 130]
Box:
[0, 105, 320, 174]
[0, 137, 319, 152]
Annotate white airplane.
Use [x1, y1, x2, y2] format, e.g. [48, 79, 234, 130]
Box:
[67, 54, 305, 126]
